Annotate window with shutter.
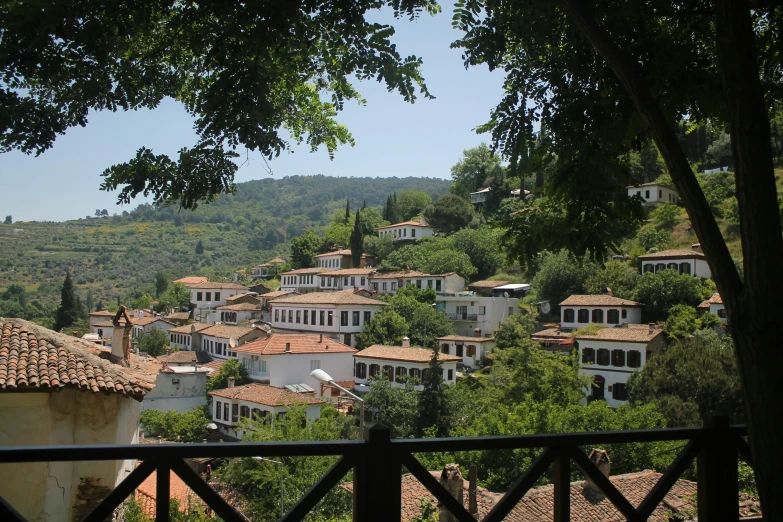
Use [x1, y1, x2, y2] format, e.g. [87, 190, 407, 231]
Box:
[441, 344, 450, 354]
[353, 311, 360, 326]
[582, 348, 595, 364]
[577, 309, 589, 323]
[369, 364, 380, 377]
[597, 349, 610, 366]
[611, 349, 626, 367]
[341, 311, 349, 326]
[563, 309, 575, 322]
[383, 366, 394, 381]
[395, 366, 406, 383]
[627, 350, 641, 368]
[356, 362, 367, 379]
[607, 309, 620, 324]
[231, 404, 238, 423]
[592, 309, 604, 323]
[240, 405, 250, 418]
[612, 383, 628, 401]
[409, 368, 421, 381]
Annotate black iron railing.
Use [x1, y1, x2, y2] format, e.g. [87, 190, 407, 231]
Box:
[0, 414, 751, 522]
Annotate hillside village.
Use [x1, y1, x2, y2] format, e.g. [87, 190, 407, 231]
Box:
[0, 158, 757, 521]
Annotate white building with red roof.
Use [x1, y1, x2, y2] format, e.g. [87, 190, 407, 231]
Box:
[559, 295, 643, 330]
[698, 292, 726, 322]
[437, 331, 496, 368]
[209, 382, 325, 438]
[352, 337, 461, 391]
[377, 217, 434, 241]
[370, 270, 465, 296]
[187, 282, 249, 319]
[627, 181, 679, 207]
[638, 248, 711, 279]
[198, 324, 267, 361]
[234, 333, 356, 396]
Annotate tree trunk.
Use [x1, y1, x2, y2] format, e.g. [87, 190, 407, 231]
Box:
[556, 0, 783, 518]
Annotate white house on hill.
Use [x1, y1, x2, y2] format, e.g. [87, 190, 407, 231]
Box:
[627, 182, 679, 206]
[353, 338, 461, 391]
[188, 282, 249, 320]
[576, 324, 666, 407]
[269, 289, 387, 347]
[435, 295, 519, 338]
[318, 268, 374, 292]
[559, 295, 643, 330]
[198, 324, 267, 360]
[698, 293, 726, 322]
[437, 332, 496, 369]
[376, 217, 434, 241]
[370, 270, 466, 296]
[638, 249, 711, 279]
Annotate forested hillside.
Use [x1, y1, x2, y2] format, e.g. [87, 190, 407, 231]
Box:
[0, 175, 450, 317]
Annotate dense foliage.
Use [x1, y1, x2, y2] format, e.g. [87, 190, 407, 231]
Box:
[206, 359, 250, 393]
[140, 407, 210, 442]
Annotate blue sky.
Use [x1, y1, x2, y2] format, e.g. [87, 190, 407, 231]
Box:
[0, 7, 505, 222]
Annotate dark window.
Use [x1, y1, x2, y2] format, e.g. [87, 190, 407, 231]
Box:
[655, 263, 666, 272]
[436, 280, 442, 291]
[658, 190, 662, 198]
[320, 311, 325, 325]
[447, 369, 454, 380]
[215, 292, 221, 302]
[353, 311, 360, 326]
[466, 345, 476, 357]
[251, 408, 262, 420]
[351, 277, 356, 286]
[456, 345, 464, 357]
[582, 348, 595, 364]
[416, 280, 422, 289]
[577, 309, 589, 323]
[592, 375, 605, 400]
[563, 309, 575, 322]
[643, 264, 654, 273]
[344, 333, 351, 345]
[328, 311, 333, 326]
[304, 310, 309, 324]
[197, 292, 203, 301]
[612, 383, 628, 401]
[621, 309, 627, 319]
[383, 366, 394, 381]
[667, 262, 678, 271]
[422, 368, 430, 380]
[597, 349, 610, 366]
[369, 364, 380, 377]
[645, 190, 650, 199]
[361, 277, 366, 286]
[223, 405, 229, 422]
[680, 262, 691, 275]
[215, 401, 221, 419]
[296, 310, 301, 323]
[611, 349, 626, 367]
[312, 310, 317, 324]
[240, 405, 250, 418]
[718, 308, 727, 318]
[231, 404, 238, 423]
[355, 362, 367, 379]
[288, 310, 293, 323]
[607, 309, 620, 324]
[395, 367, 406, 383]
[409, 368, 421, 381]
[364, 311, 371, 324]
[441, 344, 449, 354]
[592, 309, 604, 323]
[411, 229, 416, 237]
[206, 292, 211, 301]
[627, 350, 641, 368]
[344, 277, 349, 285]
[281, 310, 286, 323]
[341, 311, 349, 327]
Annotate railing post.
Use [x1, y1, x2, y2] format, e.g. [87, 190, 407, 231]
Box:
[156, 460, 170, 522]
[553, 447, 570, 522]
[697, 413, 738, 522]
[353, 424, 400, 522]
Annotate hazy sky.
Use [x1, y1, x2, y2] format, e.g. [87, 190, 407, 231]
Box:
[0, 7, 505, 222]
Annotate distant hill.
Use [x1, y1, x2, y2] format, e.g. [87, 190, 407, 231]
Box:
[0, 175, 451, 306]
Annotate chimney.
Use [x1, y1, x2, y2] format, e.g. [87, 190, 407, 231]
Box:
[604, 287, 613, 296]
[691, 242, 702, 253]
[401, 336, 410, 348]
[285, 342, 291, 353]
[582, 449, 612, 497]
[468, 466, 478, 516]
[228, 377, 235, 388]
[473, 328, 481, 338]
[438, 464, 464, 522]
[319, 333, 323, 343]
[649, 323, 655, 334]
[111, 307, 132, 367]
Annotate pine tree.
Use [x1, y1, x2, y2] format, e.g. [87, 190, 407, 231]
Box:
[416, 347, 450, 437]
[195, 240, 204, 255]
[362, 199, 367, 210]
[345, 198, 351, 224]
[54, 272, 82, 331]
[350, 209, 364, 268]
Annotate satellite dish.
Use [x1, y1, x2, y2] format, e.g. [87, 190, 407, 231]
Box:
[540, 302, 551, 314]
[503, 292, 509, 298]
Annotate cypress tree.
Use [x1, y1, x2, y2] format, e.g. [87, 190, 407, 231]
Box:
[54, 272, 82, 331]
[416, 346, 449, 437]
[350, 210, 364, 268]
[345, 198, 350, 224]
[362, 199, 367, 210]
[195, 240, 204, 255]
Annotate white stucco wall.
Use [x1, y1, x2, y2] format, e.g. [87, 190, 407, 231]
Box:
[270, 304, 383, 346]
[0, 389, 140, 522]
[237, 352, 355, 396]
[438, 340, 496, 368]
[640, 257, 711, 279]
[353, 358, 458, 392]
[628, 185, 679, 205]
[211, 398, 321, 439]
[142, 371, 207, 413]
[559, 306, 642, 330]
[436, 297, 519, 337]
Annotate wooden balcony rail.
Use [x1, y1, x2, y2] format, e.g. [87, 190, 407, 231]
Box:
[0, 414, 751, 522]
[445, 312, 478, 321]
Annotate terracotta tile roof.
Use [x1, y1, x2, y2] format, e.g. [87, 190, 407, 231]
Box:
[173, 276, 208, 285]
[167, 323, 211, 335]
[560, 295, 643, 307]
[225, 294, 261, 303]
[260, 290, 299, 299]
[628, 181, 677, 190]
[342, 472, 498, 522]
[326, 268, 376, 276]
[315, 249, 352, 257]
[165, 312, 192, 321]
[270, 289, 387, 307]
[200, 324, 259, 340]
[437, 335, 495, 343]
[236, 334, 356, 355]
[575, 324, 665, 343]
[157, 351, 199, 364]
[638, 249, 705, 259]
[377, 220, 432, 229]
[89, 310, 116, 317]
[130, 316, 176, 327]
[698, 293, 723, 309]
[531, 328, 571, 339]
[256, 257, 286, 267]
[468, 280, 510, 289]
[280, 267, 328, 275]
[136, 468, 198, 517]
[504, 471, 696, 522]
[208, 383, 325, 406]
[217, 303, 262, 311]
[187, 282, 249, 290]
[202, 360, 225, 373]
[356, 345, 461, 363]
[91, 320, 116, 328]
[0, 319, 156, 400]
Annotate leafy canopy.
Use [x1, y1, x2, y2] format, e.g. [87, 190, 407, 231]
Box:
[423, 194, 475, 236]
[137, 328, 170, 357]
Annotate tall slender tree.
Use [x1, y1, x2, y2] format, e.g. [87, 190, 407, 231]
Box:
[416, 347, 449, 437]
[54, 272, 82, 331]
[350, 210, 364, 268]
[344, 198, 351, 224]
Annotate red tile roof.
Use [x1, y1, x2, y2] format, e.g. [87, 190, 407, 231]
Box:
[638, 249, 705, 259]
[356, 345, 461, 363]
[200, 324, 260, 340]
[280, 267, 328, 275]
[136, 468, 199, 517]
[157, 351, 199, 364]
[236, 334, 356, 355]
[575, 324, 665, 343]
[167, 323, 211, 335]
[437, 335, 495, 343]
[202, 360, 225, 373]
[208, 383, 325, 406]
[217, 303, 261, 311]
[377, 221, 432, 229]
[468, 280, 510, 289]
[89, 310, 116, 317]
[270, 289, 386, 306]
[559, 295, 642, 307]
[164, 312, 192, 322]
[255, 257, 286, 267]
[173, 276, 208, 285]
[187, 282, 249, 290]
[0, 319, 156, 400]
[315, 249, 352, 257]
[370, 270, 456, 279]
[260, 290, 299, 299]
[326, 268, 376, 276]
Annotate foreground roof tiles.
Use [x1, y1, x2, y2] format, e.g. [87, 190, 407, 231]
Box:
[270, 289, 386, 306]
[0, 319, 156, 400]
[356, 345, 461, 363]
[560, 295, 642, 307]
[209, 383, 325, 406]
[638, 248, 705, 259]
[236, 333, 356, 355]
[575, 324, 664, 343]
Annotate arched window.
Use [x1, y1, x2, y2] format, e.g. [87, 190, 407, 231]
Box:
[607, 309, 620, 324]
[355, 362, 367, 379]
[240, 405, 250, 419]
[592, 375, 605, 400]
[563, 309, 575, 323]
[395, 366, 407, 383]
[577, 309, 589, 323]
[591, 309, 604, 323]
[369, 364, 380, 378]
[383, 366, 394, 381]
[409, 368, 421, 381]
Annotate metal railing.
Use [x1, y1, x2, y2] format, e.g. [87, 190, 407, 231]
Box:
[0, 415, 751, 522]
[445, 313, 478, 321]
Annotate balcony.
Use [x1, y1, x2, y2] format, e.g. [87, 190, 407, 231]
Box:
[0, 414, 752, 522]
[446, 312, 478, 321]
